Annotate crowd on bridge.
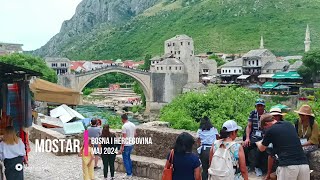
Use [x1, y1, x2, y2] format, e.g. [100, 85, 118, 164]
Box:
[73, 63, 149, 75]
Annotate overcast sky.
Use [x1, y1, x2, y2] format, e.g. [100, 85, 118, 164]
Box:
[0, 0, 82, 51]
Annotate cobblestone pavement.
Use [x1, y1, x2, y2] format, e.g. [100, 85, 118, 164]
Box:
[24, 143, 151, 180]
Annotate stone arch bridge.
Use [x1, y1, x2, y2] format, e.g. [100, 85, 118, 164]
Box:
[58, 66, 153, 112]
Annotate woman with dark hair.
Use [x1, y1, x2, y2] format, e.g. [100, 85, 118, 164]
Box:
[294, 105, 319, 154]
[0, 126, 26, 180]
[164, 132, 201, 180]
[99, 124, 119, 180]
[196, 116, 218, 180]
[209, 120, 248, 180]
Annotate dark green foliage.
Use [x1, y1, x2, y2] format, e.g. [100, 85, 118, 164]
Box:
[132, 81, 146, 106]
[85, 73, 134, 88]
[0, 53, 57, 82]
[44, 0, 320, 60]
[298, 50, 320, 83]
[160, 86, 264, 133]
[83, 88, 94, 95]
[143, 54, 152, 70]
[208, 55, 225, 67]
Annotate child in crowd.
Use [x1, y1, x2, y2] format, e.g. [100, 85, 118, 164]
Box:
[78, 139, 95, 180]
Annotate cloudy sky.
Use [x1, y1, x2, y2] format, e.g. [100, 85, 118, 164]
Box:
[0, 0, 82, 51]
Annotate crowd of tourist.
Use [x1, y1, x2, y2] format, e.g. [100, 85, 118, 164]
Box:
[164, 99, 319, 180]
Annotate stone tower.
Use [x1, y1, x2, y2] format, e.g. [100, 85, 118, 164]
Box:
[164, 35, 199, 83]
[305, 25, 311, 52]
[260, 36, 264, 49]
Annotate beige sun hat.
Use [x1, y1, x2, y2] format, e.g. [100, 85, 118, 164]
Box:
[269, 107, 283, 116]
[294, 104, 315, 117]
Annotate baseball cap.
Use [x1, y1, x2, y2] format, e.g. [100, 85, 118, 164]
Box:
[222, 120, 243, 132]
[255, 98, 265, 106]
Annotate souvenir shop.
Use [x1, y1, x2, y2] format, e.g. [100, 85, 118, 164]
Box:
[0, 62, 42, 174]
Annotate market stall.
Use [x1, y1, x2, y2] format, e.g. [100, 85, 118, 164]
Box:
[0, 62, 42, 171]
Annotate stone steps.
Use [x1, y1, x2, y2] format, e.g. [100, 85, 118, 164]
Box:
[114, 154, 264, 180]
[114, 155, 166, 180]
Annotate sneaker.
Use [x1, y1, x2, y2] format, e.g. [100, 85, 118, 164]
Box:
[255, 167, 263, 177]
[94, 166, 101, 170]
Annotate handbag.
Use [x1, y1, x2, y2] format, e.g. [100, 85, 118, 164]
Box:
[162, 149, 174, 180]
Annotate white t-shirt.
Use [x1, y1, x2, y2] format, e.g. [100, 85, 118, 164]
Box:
[122, 121, 136, 146]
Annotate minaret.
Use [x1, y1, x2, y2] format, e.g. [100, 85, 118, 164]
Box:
[260, 36, 264, 49]
[304, 25, 311, 52]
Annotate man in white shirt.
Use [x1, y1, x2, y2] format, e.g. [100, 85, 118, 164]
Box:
[119, 114, 136, 178]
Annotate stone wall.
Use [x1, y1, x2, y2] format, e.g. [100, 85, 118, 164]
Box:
[29, 124, 83, 156]
[133, 121, 197, 159]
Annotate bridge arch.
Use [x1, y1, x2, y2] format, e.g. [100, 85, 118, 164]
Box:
[77, 68, 151, 110]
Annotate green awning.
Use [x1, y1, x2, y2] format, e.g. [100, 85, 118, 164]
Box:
[273, 85, 291, 90]
[262, 82, 279, 89]
[271, 104, 289, 110]
[272, 71, 302, 79]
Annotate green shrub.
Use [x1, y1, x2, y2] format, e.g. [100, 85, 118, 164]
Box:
[160, 86, 275, 134]
[83, 88, 94, 95]
[131, 105, 144, 113]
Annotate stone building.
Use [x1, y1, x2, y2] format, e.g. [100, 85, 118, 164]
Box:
[220, 58, 243, 82]
[199, 58, 217, 81]
[0, 42, 23, 55]
[45, 57, 71, 75]
[164, 35, 199, 83]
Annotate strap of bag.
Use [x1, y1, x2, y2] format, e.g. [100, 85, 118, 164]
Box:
[166, 149, 174, 169]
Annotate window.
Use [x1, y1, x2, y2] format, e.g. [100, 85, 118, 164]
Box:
[178, 57, 180, 60]
[52, 63, 57, 67]
[176, 67, 178, 70]
[234, 70, 236, 73]
[173, 43, 175, 46]
[174, 51, 176, 54]
[252, 61, 254, 65]
[180, 67, 182, 70]
[248, 61, 251, 65]
[169, 67, 171, 70]
[256, 60, 259, 66]
[171, 51, 173, 54]
[161, 67, 163, 70]
[178, 51, 180, 54]
[181, 42, 183, 46]
[157, 67, 159, 70]
[167, 43, 170, 47]
[188, 42, 190, 45]
[222, 70, 224, 73]
[239, 70, 241, 73]
[229, 70, 231, 73]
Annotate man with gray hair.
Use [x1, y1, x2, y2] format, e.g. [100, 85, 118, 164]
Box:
[256, 113, 310, 180]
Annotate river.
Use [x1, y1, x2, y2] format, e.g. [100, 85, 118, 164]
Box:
[75, 105, 141, 125]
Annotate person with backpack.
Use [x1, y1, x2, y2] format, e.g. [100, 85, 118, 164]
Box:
[294, 105, 319, 154]
[256, 113, 310, 180]
[209, 120, 248, 180]
[164, 132, 201, 180]
[196, 116, 219, 180]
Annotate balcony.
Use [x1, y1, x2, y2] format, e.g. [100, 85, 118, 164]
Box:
[243, 70, 261, 76]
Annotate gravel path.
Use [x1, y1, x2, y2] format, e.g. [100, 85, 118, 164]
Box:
[24, 142, 151, 180]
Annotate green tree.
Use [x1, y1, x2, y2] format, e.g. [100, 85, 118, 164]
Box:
[208, 55, 226, 67]
[132, 81, 146, 106]
[143, 54, 152, 70]
[0, 53, 57, 82]
[298, 51, 320, 83]
[298, 65, 313, 83]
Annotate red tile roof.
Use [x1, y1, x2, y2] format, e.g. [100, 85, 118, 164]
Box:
[70, 61, 85, 70]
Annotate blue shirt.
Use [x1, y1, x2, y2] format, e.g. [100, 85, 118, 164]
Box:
[196, 127, 218, 145]
[167, 152, 201, 180]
